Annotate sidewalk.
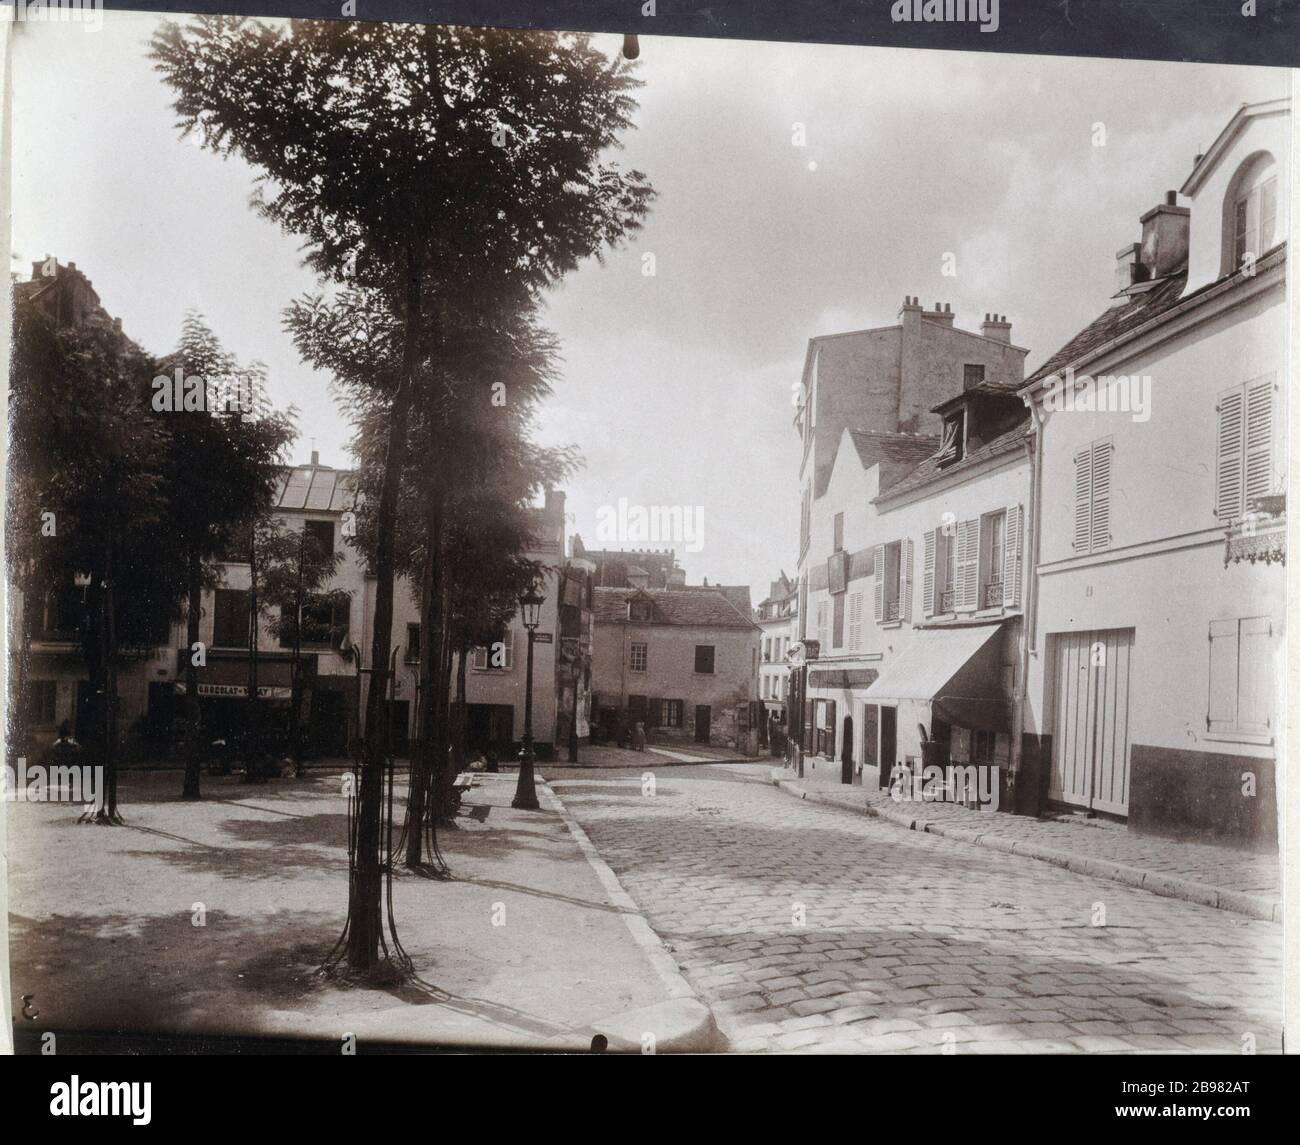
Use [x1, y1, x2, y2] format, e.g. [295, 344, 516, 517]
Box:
[6, 769, 716, 1052]
[551, 743, 766, 768]
[768, 767, 1281, 922]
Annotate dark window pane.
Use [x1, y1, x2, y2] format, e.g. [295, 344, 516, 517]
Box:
[694, 645, 715, 674]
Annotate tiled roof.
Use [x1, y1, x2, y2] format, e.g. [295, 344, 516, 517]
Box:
[874, 422, 1030, 502]
[273, 466, 356, 512]
[594, 587, 758, 629]
[848, 430, 942, 471]
[1023, 271, 1189, 387]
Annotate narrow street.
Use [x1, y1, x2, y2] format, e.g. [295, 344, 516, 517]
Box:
[543, 763, 1283, 1054]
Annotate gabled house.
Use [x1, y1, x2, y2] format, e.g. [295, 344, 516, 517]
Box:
[590, 584, 759, 751]
[1019, 99, 1288, 846]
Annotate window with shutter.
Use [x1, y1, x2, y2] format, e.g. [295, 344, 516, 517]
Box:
[1237, 617, 1272, 734]
[1215, 387, 1245, 520]
[1243, 376, 1275, 504]
[902, 539, 913, 622]
[922, 529, 936, 618]
[1208, 616, 1273, 738]
[1090, 439, 1112, 551]
[848, 591, 863, 649]
[872, 544, 885, 622]
[1072, 446, 1093, 550]
[955, 520, 979, 611]
[1216, 377, 1275, 520]
[1002, 505, 1023, 608]
[1072, 439, 1113, 553]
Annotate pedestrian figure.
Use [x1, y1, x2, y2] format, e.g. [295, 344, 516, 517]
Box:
[46, 721, 81, 769]
[632, 720, 646, 752]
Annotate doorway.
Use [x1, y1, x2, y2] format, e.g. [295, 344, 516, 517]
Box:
[879, 705, 897, 790]
[840, 714, 854, 784]
[694, 704, 711, 744]
[1048, 629, 1134, 815]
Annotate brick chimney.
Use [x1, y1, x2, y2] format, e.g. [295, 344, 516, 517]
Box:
[980, 313, 1012, 343]
[310, 449, 320, 467]
[544, 488, 565, 522]
[1139, 190, 1190, 279]
[923, 301, 955, 326]
[1114, 242, 1148, 295]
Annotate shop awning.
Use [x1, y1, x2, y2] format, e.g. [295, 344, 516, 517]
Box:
[862, 622, 1009, 732]
[809, 667, 879, 689]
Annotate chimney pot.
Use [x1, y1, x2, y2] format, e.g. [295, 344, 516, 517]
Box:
[1165, 190, 1177, 206]
[310, 450, 320, 466]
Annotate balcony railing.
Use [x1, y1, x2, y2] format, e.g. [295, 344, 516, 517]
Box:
[884, 601, 900, 622]
[938, 590, 954, 613]
[983, 580, 1004, 608]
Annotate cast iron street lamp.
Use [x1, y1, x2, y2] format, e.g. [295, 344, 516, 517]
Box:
[512, 588, 545, 810]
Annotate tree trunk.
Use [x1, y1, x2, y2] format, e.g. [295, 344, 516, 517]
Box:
[289, 538, 305, 775]
[181, 545, 203, 799]
[347, 247, 420, 971]
[453, 644, 468, 770]
[404, 490, 442, 868]
[245, 519, 263, 781]
[97, 542, 120, 821]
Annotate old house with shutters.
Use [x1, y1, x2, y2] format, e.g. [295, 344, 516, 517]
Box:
[860, 387, 1032, 804]
[590, 585, 760, 751]
[1019, 99, 1287, 846]
[790, 296, 1029, 786]
[756, 571, 798, 727]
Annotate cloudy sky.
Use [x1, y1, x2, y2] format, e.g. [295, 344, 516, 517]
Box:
[10, 12, 1287, 600]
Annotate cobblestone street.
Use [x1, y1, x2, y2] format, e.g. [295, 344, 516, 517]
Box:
[543, 763, 1283, 1054]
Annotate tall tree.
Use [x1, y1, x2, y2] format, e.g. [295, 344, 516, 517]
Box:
[260, 518, 348, 774]
[8, 303, 182, 822]
[153, 17, 653, 974]
[154, 314, 293, 799]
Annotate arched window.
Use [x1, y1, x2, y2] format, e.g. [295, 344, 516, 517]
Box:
[1221, 151, 1278, 278]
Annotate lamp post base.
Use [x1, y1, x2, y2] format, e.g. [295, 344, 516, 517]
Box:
[512, 746, 540, 811]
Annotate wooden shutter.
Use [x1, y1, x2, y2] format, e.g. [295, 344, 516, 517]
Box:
[1090, 440, 1112, 551]
[826, 700, 837, 759]
[848, 592, 863, 650]
[955, 520, 978, 612]
[1073, 446, 1094, 549]
[648, 697, 663, 727]
[922, 529, 936, 618]
[1207, 619, 1238, 732]
[902, 539, 913, 622]
[1237, 617, 1272, 734]
[1243, 377, 1275, 504]
[1003, 504, 1023, 608]
[1216, 387, 1245, 520]
[873, 544, 885, 621]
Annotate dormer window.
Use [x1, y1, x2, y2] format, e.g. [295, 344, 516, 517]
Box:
[628, 599, 652, 622]
[1221, 152, 1278, 278]
[1233, 173, 1277, 268]
[935, 411, 965, 467]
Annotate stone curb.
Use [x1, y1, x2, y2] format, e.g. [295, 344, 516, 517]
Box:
[767, 771, 1279, 923]
[537, 777, 724, 1052]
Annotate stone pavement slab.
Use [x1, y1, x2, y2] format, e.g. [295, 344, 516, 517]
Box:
[544, 763, 1281, 1054]
[770, 767, 1280, 921]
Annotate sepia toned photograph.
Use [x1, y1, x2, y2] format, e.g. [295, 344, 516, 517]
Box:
[0, 3, 1292, 1070]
